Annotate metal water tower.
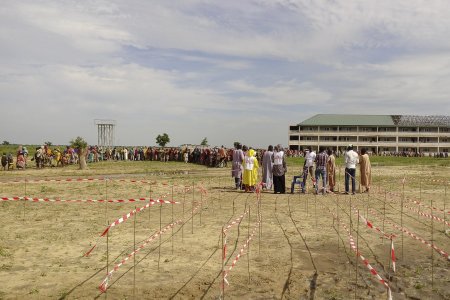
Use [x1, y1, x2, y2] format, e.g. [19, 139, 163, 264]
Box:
[95, 119, 116, 148]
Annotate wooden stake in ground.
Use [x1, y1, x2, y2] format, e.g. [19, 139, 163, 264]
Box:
[338, 165, 341, 193]
[444, 184, 447, 233]
[158, 202, 162, 271]
[182, 187, 185, 242]
[105, 178, 109, 226]
[401, 177, 404, 260]
[22, 177, 27, 222]
[383, 190, 386, 246]
[171, 185, 174, 255]
[149, 181, 152, 224]
[133, 205, 136, 299]
[336, 194, 340, 253]
[221, 226, 225, 300]
[106, 220, 109, 300]
[200, 192, 203, 226]
[247, 206, 251, 285]
[355, 209, 359, 299]
[431, 197, 434, 290]
[192, 181, 194, 234]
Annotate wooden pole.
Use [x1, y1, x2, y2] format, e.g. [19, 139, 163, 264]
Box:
[182, 187, 185, 242]
[383, 190, 386, 246]
[106, 220, 109, 299]
[247, 206, 251, 284]
[444, 184, 447, 233]
[158, 202, 162, 271]
[133, 205, 136, 299]
[431, 197, 434, 290]
[221, 226, 225, 299]
[355, 210, 359, 299]
[149, 181, 152, 223]
[105, 178, 109, 226]
[401, 178, 404, 260]
[171, 185, 174, 255]
[192, 181, 194, 234]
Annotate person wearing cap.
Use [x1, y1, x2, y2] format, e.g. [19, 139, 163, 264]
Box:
[344, 144, 359, 194]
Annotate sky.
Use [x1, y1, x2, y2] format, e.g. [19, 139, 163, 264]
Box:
[1, 0, 450, 148]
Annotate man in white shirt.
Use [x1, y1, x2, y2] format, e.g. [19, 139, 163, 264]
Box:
[344, 144, 359, 194]
[301, 148, 316, 193]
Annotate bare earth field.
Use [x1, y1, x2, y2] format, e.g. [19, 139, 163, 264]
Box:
[0, 161, 449, 300]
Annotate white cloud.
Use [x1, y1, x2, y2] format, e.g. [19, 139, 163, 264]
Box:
[1, 0, 449, 147]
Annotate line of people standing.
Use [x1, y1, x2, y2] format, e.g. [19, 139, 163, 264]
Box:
[231, 143, 371, 195]
[232, 143, 287, 194]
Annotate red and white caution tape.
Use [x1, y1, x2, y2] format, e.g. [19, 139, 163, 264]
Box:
[222, 211, 249, 262]
[403, 203, 449, 226]
[1, 196, 179, 204]
[391, 240, 396, 272]
[84, 199, 180, 256]
[369, 208, 450, 261]
[99, 200, 202, 292]
[350, 206, 395, 240]
[318, 200, 393, 295]
[385, 190, 450, 215]
[343, 221, 392, 300]
[0, 177, 106, 184]
[403, 177, 449, 185]
[99, 220, 182, 293]
[223, 213, 261, 286]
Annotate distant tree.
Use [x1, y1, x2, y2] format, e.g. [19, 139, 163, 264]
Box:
[70, 136, 88, 170]
[156, 133, 170, 147]
[2, 141, 10, 145]
[200, 137, 208, 146]
[44, 141, 52, 146]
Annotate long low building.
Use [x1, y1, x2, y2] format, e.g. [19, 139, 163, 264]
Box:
[288, 114, 450, 154]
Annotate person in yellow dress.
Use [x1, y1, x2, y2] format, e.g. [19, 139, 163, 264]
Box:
[242, 148, 259, 192]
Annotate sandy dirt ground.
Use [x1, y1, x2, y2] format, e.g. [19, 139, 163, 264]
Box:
[0, 163, 449, 300]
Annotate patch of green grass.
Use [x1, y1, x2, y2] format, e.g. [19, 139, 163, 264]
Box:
[286, 155, 449, 167]
[0, 247, 11, 258]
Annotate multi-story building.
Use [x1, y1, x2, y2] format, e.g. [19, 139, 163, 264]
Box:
[288, 114, 450, 154]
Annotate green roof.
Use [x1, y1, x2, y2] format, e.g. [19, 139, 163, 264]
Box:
[299, 114, 395, 126]
[298, 114, 450, 127]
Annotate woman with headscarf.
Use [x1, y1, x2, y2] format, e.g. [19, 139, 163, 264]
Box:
[272, 145, 287, 194]
[242, 148, 259, 192]
[262, 145, 274, 190]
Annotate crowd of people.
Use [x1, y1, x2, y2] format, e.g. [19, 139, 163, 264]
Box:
[230, 143, 372, 195]
[0, 143, 444, 194]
